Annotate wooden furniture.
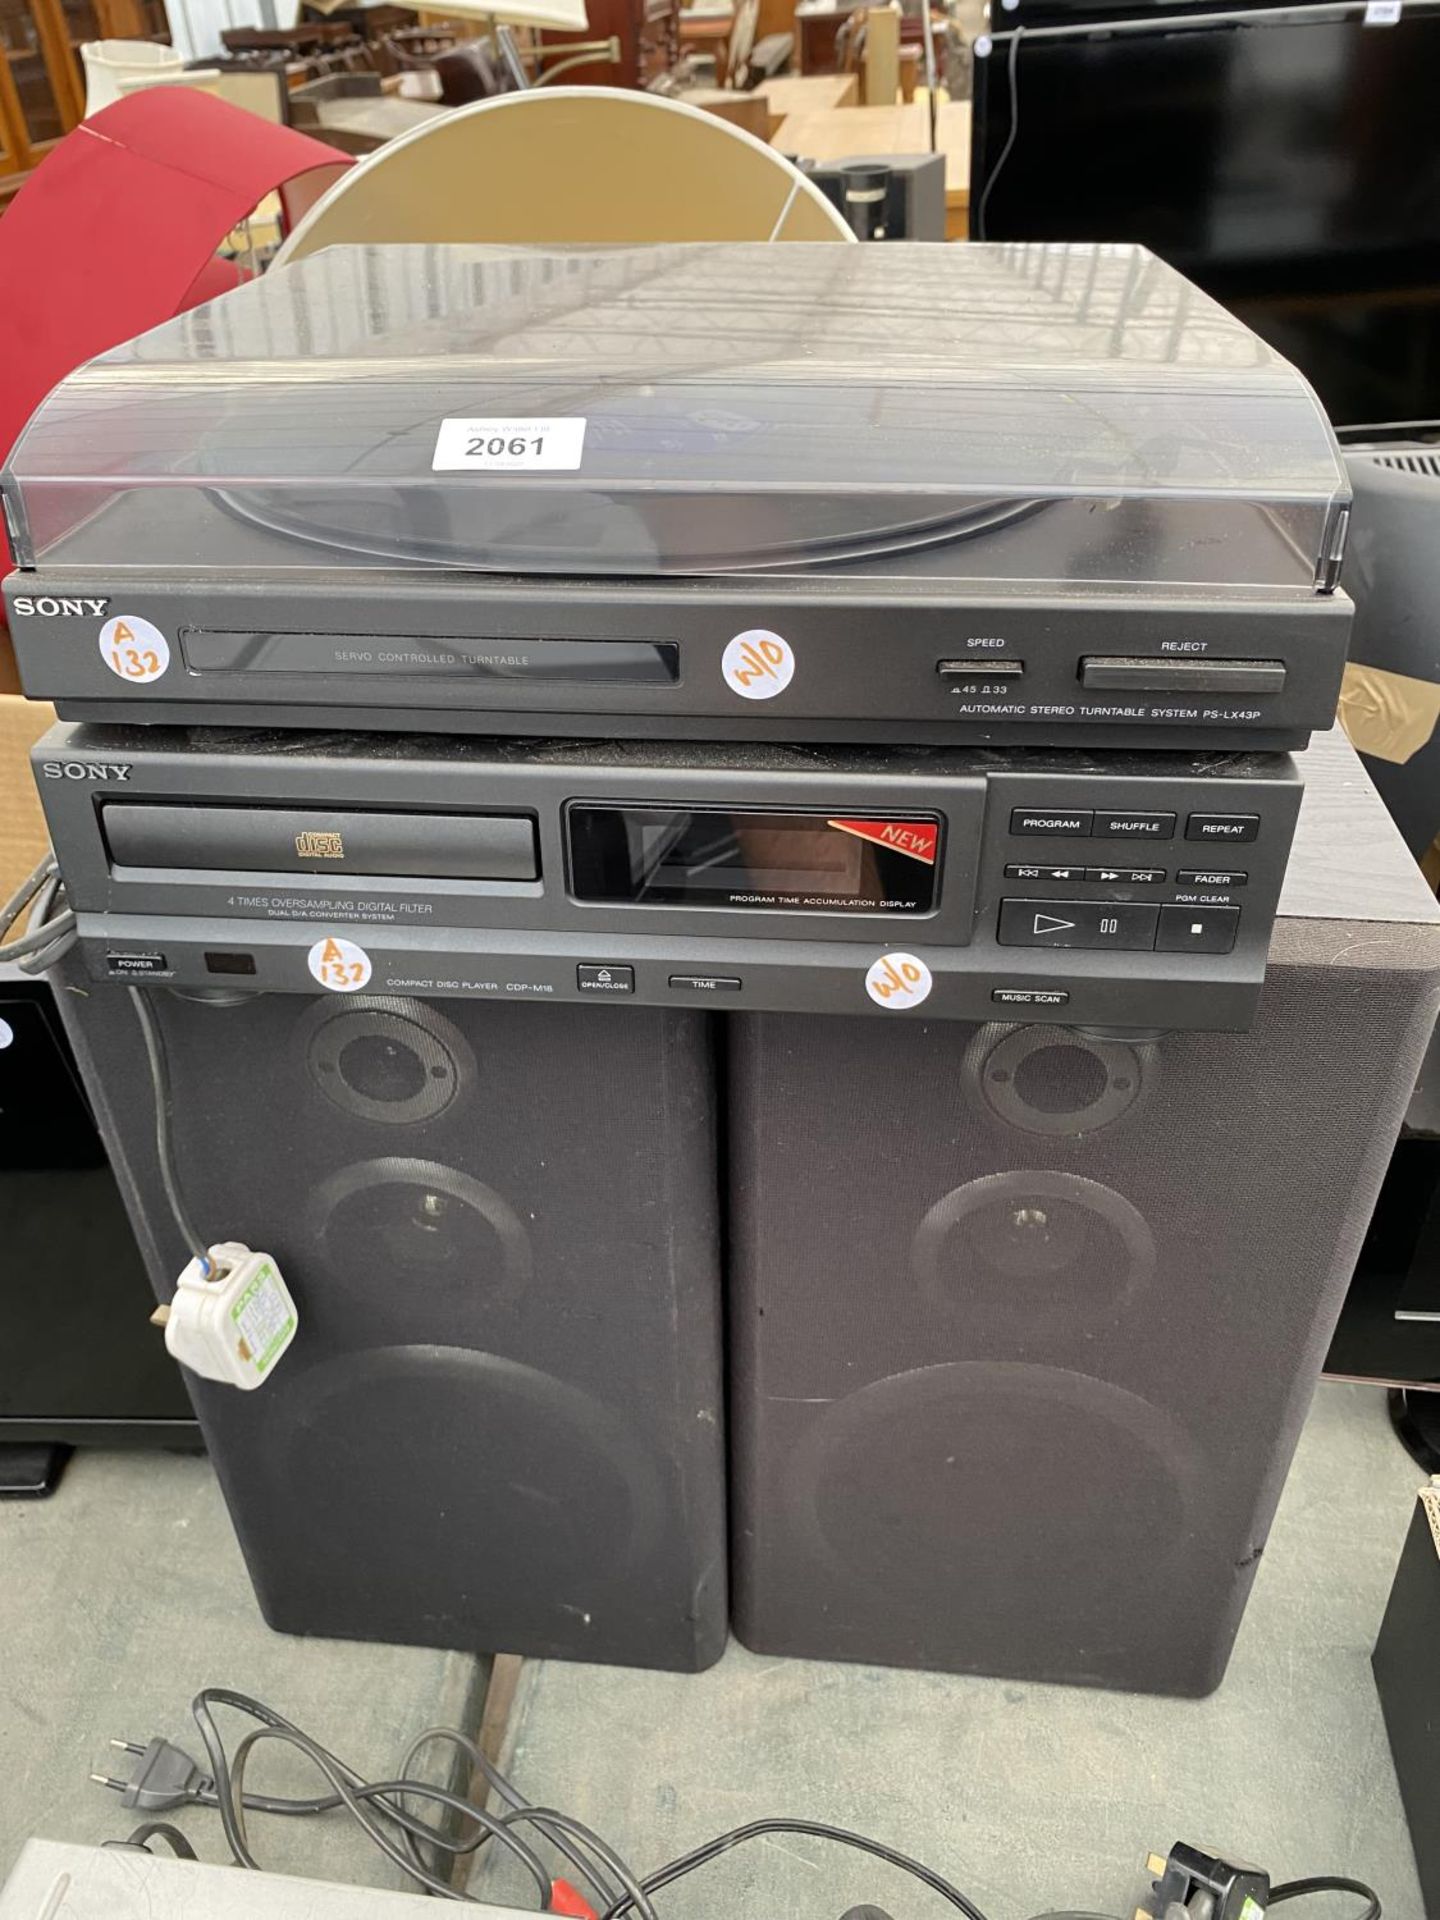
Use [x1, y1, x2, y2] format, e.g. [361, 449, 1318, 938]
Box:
[677, 5, 733, 81]
[0, 0, 164, 178]
[860, 1, 898, 104]
[795, 0, 862, 74]
[673, 82, 769, 139]
[539, 0, 679, 86]
[773, 96, 970, 235]
[755, 69, 856, 119]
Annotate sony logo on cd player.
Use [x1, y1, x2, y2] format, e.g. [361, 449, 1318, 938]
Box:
[41, 760, 131, 781]
[12, 596, 109, 618]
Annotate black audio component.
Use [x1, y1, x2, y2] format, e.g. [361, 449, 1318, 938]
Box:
[51, 964, 727, 1670]
[34, 726, 1303, 1034]
[725, 729, 1440, 1694]
[2, 243, 1349, 751]
[0, 966, 197, 1472]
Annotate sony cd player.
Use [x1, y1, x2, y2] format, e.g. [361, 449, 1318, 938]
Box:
[35, 726, 1301, 1032]
[3, 243, 1350, 750]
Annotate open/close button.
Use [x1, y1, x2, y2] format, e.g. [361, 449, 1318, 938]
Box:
[577, 964, 634, 994]
[998, 898, 1159, 951]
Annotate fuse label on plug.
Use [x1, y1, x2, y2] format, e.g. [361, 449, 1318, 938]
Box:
[231, 1262, 296, 1377]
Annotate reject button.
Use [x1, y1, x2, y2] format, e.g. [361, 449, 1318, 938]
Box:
[1080, 656, 1286, 694]
[1156, 904, 1240, 954]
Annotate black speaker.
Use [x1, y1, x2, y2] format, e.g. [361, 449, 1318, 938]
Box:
[728, 781, 1440, 1693]
[56, 971, 727, 1672]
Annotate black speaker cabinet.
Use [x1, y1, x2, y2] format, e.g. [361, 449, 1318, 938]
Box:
[729, 732, 1440, 1695]
[56, 974, 727, 1672]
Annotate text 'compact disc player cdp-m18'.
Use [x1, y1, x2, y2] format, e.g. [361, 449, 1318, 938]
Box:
[34, 726, 1301, 1033]
[2, 243, 1350, 751]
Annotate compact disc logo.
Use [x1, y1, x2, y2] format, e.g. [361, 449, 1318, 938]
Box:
[865, 952, 933, 1010]
[722, 630, 795, 700]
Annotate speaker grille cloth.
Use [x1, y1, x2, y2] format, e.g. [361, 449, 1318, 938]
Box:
[729, 940, 1440, 1693]
[57, 973, 727, 1673]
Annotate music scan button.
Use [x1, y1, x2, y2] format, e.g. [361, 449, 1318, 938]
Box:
[1009, 808, 1094, 837]
[577, 963, 634, 994]
[998, 899, 1159, 951]
[1004, 863, 1086, 882]
[1186, 813, 1260, 843]
[1086, 866, 1166, 885]
[1093, 810, 1176, 840]
[1156, 904, 1240, 954]
[992, 988, 1070, 1007]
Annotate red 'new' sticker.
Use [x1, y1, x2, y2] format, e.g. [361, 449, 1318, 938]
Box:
[827, 818, 939, 864]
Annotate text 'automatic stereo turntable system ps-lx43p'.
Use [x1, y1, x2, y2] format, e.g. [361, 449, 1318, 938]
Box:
[1, 243, 1351, 752]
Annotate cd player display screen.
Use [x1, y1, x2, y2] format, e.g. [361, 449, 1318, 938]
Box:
[567, 807, 940, 913]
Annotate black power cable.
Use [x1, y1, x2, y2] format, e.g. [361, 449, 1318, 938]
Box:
[599, 1817, 994, 1920]
[95, 1691, 1388, 1920]
[975, 25, 1024, 242]
[1271, 1877, 1382, 1920]
[126, 984, 212, 1276]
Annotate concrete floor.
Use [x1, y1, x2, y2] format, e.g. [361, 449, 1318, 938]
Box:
[474, 1384, 1428, 1920]
[0, 1385, 1425, 1916]
[0, 1448, 488, 1892]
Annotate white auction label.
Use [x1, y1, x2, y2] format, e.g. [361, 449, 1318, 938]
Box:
[432, 417, 587, 472]
[308, 935, 373, 993]
[722, 630, 795, 700]
[98, 615, 170, 684]
[865, 952, 933, 1010]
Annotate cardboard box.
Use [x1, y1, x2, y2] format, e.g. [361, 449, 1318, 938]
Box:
[0, 692, 57, 906]
[1373, 1478, 1440, 1919]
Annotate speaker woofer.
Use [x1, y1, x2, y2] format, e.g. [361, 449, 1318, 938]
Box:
[308, 1158, 532, 1304]
[968, 1024, 1151, 1136]
[299, 997, 476, 1126]
[267, 1345, 667, 1599]
[912, 1168, 1156, 1317]
[783, 1360, 1202, 1624]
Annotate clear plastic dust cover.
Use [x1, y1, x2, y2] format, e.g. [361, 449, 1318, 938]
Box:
[1, 241, 1350, 591]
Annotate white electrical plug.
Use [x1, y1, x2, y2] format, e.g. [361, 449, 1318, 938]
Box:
[151, 1242, 298, 1390]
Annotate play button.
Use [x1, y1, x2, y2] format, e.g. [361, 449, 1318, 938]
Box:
[998, 898, 1161, 950]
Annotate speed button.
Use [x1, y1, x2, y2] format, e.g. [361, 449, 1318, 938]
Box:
[998, 898, 1159, 951]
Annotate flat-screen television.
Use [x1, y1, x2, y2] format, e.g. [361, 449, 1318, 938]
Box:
[970, 5, 1440, 427]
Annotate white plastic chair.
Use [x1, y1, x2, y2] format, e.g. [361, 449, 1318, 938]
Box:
[80, 39, 184, 116]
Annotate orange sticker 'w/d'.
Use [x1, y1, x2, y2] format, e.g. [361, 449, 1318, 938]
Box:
[827, 818, 939, 864]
